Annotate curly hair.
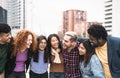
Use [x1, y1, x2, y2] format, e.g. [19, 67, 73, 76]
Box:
[87, 24, 108, 40]
[12, 29, 37, 56]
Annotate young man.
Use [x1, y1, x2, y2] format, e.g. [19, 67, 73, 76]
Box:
[62, 31, 81, 78]
[0, 23, 11, 78]
[87, 24, 120, 78]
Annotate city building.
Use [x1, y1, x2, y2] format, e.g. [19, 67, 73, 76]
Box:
[104, 0, 120, 37]
[0, 0, 7, 23]
[6, 0, 41, 36]
[6, 0, 26, 36]
[63, 9, 88, 37]
[0, 6, 7, 23]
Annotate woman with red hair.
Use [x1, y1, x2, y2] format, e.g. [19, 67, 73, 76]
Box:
[5, 29, 37, 78]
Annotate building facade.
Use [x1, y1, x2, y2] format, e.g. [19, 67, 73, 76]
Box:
[63, 9, 88, 37]
[0, 0, 7, 23]
[104, 0, 120, 37]
[6, 0, 26, 36]
[0, 6, 7, 23]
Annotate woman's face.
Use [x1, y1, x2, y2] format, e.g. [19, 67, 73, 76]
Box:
[39, 39, 47, 51]
[51, 36, 59, 49]
[78, 43, 86, 55]
[25, 34, 32, 48]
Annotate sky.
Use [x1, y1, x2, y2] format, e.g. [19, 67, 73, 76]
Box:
[1, 0, 104, 36]
[29, 0, 104, 36]
[0, 1, 1, 6]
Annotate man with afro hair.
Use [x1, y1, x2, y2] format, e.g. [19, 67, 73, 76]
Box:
[87, 24, 120, 78]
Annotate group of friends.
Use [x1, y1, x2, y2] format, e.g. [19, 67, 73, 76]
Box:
[0, 23, 120, 78]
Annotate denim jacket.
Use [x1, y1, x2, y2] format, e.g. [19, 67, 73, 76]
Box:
[80, 54, 105, 78]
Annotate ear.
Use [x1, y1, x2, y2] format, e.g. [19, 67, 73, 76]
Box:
[0, 36, 1, 40]
[0, 34, 3, 38]
[71, 41, 76, 46]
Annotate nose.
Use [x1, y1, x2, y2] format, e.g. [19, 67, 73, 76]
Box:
[62, 40, 65, 44]
[30, 40, 32, 44]
[78, 47, 81, 51]
[9, 34, 12, 38]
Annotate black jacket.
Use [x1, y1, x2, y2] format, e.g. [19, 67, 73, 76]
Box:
[5, 49, 34, 78]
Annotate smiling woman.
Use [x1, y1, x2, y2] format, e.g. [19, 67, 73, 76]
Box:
[30, 35, 49, 78]
[78, 39, 105, 78]
[5, 29, 37, 78]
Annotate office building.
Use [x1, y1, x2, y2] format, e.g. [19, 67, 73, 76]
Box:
[104, 0, 120, 37]
[6, 0, 26, 36]
[63, 9, 88, 37]
[0, 6, 7, 23]
[0, 0, 7, 23]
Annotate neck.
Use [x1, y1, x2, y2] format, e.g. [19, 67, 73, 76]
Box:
[84, 54, 87, 61]
[67, 44, 76, 52]
[100, 39, 107, 47]
[20, 48, 27, 52]
[39, 50, 44, 52]
[0, 41, 5, 44]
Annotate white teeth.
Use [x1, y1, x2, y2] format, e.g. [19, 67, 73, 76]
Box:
[90, 43, 93, 45]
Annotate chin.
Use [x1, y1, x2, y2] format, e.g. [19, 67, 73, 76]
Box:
[91, 44, 97, 48]
[63, 46, 67, 49]
[80, 54, 83, 55]
[6, 39, 11, 43]
[27, 46, 30, 48]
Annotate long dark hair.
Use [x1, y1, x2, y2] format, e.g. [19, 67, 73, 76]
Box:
[47, 34, 62, 63]
[79, 39, 95, 67]
[33, 35, 49, 63]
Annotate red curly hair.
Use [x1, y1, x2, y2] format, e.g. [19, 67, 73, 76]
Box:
[12, 29, 37, 56]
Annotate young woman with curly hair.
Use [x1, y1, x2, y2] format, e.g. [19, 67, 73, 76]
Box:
[5, 29, 37, 78]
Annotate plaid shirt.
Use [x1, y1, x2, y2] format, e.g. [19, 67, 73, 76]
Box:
[63, 44, 81, 78]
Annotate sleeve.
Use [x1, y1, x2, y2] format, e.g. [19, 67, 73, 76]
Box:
[90, 54, 105, 78]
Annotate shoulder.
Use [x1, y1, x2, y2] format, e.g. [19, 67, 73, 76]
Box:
[90, 54, 100, 65]
[107, 36, 120, 49]
[91, 54, 98, 60]
[107, 36, 120, 43]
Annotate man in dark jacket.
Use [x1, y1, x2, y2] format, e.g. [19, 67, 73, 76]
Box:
[87, 24, 120, 78]
[0, 23, 11, 78]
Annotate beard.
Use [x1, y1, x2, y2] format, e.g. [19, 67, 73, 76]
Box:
[90, 42, 98, 48]
[6, 39, 11, 43]
[62, 44, 67, 49]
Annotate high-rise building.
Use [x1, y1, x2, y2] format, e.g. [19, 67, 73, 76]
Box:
[6, 0, 36, 36]
[63, 9, 87, 37]
[0, 0, 7, 23]
[6, 0, 25, 36]
[104, 0, 120, 37]
[0, 6, 7, 23]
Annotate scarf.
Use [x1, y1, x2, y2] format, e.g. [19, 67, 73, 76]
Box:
[51, 48, 61, 63]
